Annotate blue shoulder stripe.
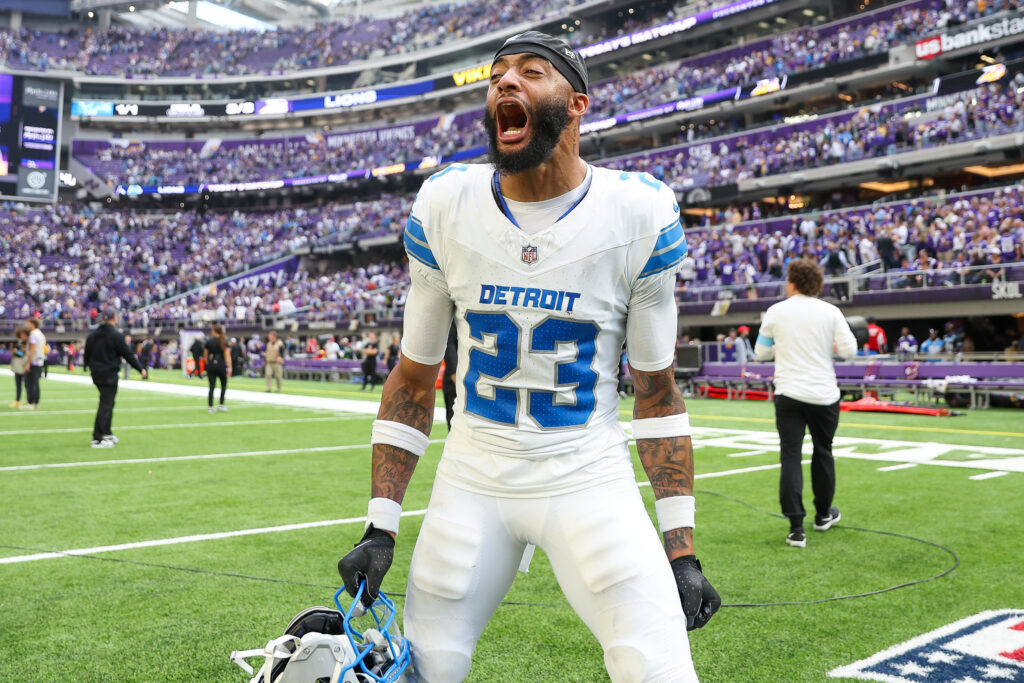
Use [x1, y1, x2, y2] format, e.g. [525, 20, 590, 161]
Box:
[404, 216, 439, 269]
[756, 334, 774, 348]
[405, 215, 427, 242]
[639, 219, 688, 278]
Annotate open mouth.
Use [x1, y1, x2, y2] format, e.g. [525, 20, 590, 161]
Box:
[496, 99, 530, 144]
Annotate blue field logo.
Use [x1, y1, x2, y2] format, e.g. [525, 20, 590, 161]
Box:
[830, 610, 1024, 682]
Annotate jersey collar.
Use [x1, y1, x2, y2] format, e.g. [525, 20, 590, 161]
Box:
[490, 167, 593, 230]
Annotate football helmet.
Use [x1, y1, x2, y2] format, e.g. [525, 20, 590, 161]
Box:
[231, 583, 411, 683]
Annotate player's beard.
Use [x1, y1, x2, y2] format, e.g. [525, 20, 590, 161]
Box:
[485, 99, 571, 175]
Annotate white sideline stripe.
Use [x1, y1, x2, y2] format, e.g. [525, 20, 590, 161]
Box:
[968, 471, 1008, 480]
[0, 462, 788, 565]
[0, 404, 274, 418]
[0, 369, 427, 420]
[877, 463, 918, 472]
[0, 415, 368, 436]
[0, 440, 446, 472]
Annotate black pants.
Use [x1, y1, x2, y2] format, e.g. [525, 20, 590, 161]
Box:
[92, 377, 118, 442]
[774, 394, 840, 528]
[14, 372, 24, 402]
[361, 364, 378, 390]
[208, 368, 227, 406]
[442, 380, 457, 431]
[25, 366, 42, 405]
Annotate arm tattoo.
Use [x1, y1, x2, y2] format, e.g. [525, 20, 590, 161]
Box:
[372, 445, 419, 503]
[369, 372, 436, 503]
[632, 365, 697, 559]
[632, 366, 686, 418]
[636, 436, 694, 498]
[663, 527, 694, 557]
[377, 384, 433, 434]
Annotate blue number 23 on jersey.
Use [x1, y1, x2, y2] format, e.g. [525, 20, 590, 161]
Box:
[463, 311, 599, 429]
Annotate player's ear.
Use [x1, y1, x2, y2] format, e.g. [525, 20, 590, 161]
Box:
[568, 91, 589, 118]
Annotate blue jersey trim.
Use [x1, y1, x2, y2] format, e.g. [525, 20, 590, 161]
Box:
[639, 219, 688, 278]
[492, 168, 594, 230]
[404, 216, 439, 269]
[756, 334, 774, 347]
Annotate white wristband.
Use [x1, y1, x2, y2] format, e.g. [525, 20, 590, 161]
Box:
[655, 495, 696, 532]
[632, 413, 691, 439]
[371, 419, 430, 457]
[366, 497, 402, 535]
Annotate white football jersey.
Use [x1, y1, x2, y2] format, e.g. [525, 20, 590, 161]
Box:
[401, 163, 686, 497]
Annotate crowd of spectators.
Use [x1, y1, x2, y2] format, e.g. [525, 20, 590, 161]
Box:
[674, 184, 1024, 300]
[6, 0, 1013, 80]
[70, 3, 1024, 193]
[0, 197, 411, 324]
[606, 75, 1024, 191]
[584, 0, 983, 121]
[76, 116, 486, 188]
[0, 0, 589, 76]
[139, 261, 409, 327]
[2, 181, 1021, 328]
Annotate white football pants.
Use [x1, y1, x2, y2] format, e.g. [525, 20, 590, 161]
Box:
[403, 474, 697, 682]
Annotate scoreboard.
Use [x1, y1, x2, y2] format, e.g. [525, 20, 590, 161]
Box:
[0, 75, 62, 203]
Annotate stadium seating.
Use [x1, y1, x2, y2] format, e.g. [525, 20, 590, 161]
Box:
[3, 176, 1020, 326]
[0, 0, 651, 77]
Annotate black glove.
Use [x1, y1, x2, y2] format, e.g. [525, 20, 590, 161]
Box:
[337, 525, 395, 607]
[670, 555, 721, 631]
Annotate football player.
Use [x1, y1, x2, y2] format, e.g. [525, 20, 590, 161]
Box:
[338, 31, 720, 683]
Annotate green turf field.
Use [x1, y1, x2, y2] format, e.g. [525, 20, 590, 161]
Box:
[1, 369, 1022, 682]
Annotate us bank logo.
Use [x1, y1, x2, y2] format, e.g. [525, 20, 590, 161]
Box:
[26, 171, 47, 190]
[830, 610, 1024, 682]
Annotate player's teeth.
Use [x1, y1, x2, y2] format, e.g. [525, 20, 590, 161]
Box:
[505, 127, 523, 135]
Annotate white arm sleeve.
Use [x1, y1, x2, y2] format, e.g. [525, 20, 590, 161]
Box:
[399, 262, 454, 366]
[625, 270, 678, 372]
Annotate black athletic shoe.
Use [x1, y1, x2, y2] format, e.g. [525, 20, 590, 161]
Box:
[813, 506, 842, 531]
[786, 528, 806, 548]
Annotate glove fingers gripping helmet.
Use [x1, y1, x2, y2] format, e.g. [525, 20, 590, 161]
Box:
[231, 584, 411, 683]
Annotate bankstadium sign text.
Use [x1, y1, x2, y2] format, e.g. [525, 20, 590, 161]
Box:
[915, 16, 1024, 60]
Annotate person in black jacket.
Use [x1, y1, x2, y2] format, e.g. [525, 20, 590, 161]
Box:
[360, 331, 380, 391]
[204, 324, 232, 413]
[229, 337, 246, 377]
[83, 310, 147, 448]
[190, 335, 205, 378]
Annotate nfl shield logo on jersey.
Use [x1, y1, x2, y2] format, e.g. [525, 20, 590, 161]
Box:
[829, 610, 1024, 682]
[522, 245, 538, 264]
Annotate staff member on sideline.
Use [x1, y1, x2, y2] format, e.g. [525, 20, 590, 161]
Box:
[264, 331, 285, 393]
[755, 259, 858, 548]
[204, 324, 232, 413]
[22, 317, 46, 411]
[83, 310, 147, 448]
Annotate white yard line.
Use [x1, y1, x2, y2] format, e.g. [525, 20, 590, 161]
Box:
[0, 404, 276, 418]
[0, 415, 368, 436]
[968, 471, 1009, 480]
[877, 463, 918, 472]
[0, 440, 447, 472]
[726, 450, 768, 458]
[0, 461, 793, 565]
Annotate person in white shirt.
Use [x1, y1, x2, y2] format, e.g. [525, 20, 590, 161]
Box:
[755, 259, 858, 548]
[22, 317, 46, 410]
[324, 336, 342, 360]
